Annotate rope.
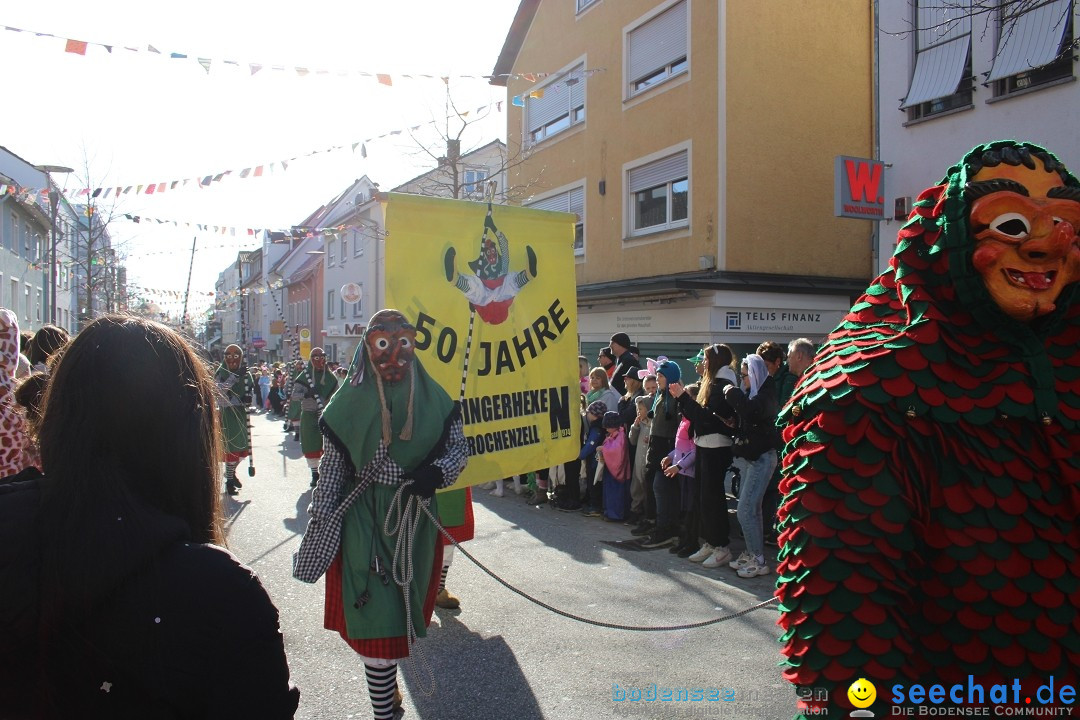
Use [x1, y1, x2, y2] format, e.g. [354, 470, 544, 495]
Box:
[416, 499, 780, 632]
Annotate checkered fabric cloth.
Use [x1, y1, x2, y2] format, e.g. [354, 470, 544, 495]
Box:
[292, 414, 467, 583]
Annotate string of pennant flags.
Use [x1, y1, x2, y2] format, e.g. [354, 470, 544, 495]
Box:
[118, 216, 385, 245]
[2, 21, 600, 86]
[4, 97, 525, 198]
[4, 66, 601, 199]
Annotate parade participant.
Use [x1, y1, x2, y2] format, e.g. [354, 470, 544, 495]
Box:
[289, 348, 339, 488]
[214, 344, 255, 496]
[1, 316, 298, 718]
[776, 141, 1080, 717]
[293, 309, 467, 720]
[433, 487, 474, 610]
[0, 309, 36, 478]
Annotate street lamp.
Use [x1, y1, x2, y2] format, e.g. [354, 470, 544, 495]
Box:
[34, 164, 74, 326]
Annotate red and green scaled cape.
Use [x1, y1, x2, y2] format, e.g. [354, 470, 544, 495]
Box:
[775, 141, 1079, 716]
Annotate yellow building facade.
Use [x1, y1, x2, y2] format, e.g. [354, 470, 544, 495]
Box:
[494, 0, 876, 365]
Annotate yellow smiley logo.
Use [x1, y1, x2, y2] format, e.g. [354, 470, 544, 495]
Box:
[848, 678, 877, 708]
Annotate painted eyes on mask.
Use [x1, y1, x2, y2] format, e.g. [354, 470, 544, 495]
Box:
[398, 336, 412, 349]
[990, 212, 1030, 240]
[374, 337, 390, 350]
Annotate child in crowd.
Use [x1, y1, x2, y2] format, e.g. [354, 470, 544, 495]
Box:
[579, 355, 590, 395]
[627, 394, 652, 524]
[664, 389, 700, 558]
[578, 400, 606, 517]
[600, 411, 630, 521]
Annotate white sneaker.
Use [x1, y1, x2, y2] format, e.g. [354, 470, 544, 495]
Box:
[737, 557, 771, 578]
[702, 546, 733, 569]
[728, 551, 754, 570]
[687, 543, 715, 563]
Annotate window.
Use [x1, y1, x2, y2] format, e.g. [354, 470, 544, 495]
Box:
[626, 0, 688, 97]
[35, 289, 41, 322]
[6, 212, 14, 253]
[24, 284, 31, 322]
[328, 290, 335, 319]
[526, 62, 586, 145]
[526, 186, 586, 256]
[327, 239, 336, 266]
[463, 168, 489, 196]
[341, 236, 348, 260]
[577, 0, 598, 12]
[628, 150, 689, 235]
[354, 230, 363, 257]
[353, 299, 362, 317]
[902, 0, 973, 121]
[10, 280, 17, 315]
[989, 0, 1074, 96]
[22, 223, 31, 260]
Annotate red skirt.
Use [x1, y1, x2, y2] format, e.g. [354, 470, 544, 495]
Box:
[323, 543, 443, 659]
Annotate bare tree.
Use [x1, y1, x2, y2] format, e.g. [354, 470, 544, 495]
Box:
[400, 85, 546, 203]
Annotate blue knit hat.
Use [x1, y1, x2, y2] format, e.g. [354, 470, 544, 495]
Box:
[656, 360, 681, 384]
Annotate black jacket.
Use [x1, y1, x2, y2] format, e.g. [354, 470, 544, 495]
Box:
[609, 350, 637, 396]
[724, 375, 781, 460]
[675, 380, 737, 439]
[0, 471, 299, 720]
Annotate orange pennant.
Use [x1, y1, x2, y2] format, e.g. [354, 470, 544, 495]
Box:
[65, 39, 88, 55]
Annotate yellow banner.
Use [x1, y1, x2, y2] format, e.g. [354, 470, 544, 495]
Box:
[384, 193, 580, 488]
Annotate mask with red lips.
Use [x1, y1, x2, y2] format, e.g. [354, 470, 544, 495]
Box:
[364, 311, 416, 384]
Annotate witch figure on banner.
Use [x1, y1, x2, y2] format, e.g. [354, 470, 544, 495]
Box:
[443, 202, 538, 325]
[214, 344, 255, 496]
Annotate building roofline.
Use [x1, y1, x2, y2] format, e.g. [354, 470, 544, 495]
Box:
[390, 139, 507, 192]
[490, 0, 541, 87]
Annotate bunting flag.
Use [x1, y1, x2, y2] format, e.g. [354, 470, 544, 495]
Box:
[2, 22, 598, 85]
[12, 102, 508, 198]
[116, 214, 386, 245]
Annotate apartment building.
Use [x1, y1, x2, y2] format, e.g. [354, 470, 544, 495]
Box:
[879, 0, 1078, 274]
[493, 0, 876, 363]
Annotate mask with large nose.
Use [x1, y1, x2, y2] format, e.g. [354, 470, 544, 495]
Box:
[224, 344, 244, 372]
[365, 310, 416, 384]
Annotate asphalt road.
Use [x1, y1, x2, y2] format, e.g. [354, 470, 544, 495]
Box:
[224, 411, 798, 720]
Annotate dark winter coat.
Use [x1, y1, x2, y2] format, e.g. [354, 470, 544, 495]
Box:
[0, 470, 299, 720]
[724, 375, 781, 460]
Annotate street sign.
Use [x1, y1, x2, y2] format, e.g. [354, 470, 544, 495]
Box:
[252, 338, 267, 349]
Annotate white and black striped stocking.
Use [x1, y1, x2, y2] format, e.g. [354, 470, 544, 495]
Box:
[364, 662, 398, 720]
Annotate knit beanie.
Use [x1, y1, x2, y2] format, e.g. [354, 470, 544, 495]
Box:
[586, 400, 608, 417]
[656, 360, 681, 384]
[602, 411, 622, 429]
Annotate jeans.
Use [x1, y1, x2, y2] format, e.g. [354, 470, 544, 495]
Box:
[735, 450, 778, 559]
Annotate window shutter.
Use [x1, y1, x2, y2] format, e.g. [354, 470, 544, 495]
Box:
[527, 87, 568, 133]
[987, 0, 1072, 81]
[629, 151, 688, 193]
[901, 35, 970, 107]
[568, 65, 586, 109]
[526, 191, 571, 213]
[569, 187, 585, 220]
[627, 1, 688, 83]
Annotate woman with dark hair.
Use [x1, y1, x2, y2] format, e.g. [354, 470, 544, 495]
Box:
[669, 344, 739, 567]
[0, 315, 299, 719]
[25, 324, 70, 372]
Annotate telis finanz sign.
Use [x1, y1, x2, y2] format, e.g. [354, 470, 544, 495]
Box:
[834, 155, 885, 219]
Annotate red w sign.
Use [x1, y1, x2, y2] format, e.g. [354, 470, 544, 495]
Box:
[834, 155, 885, 219]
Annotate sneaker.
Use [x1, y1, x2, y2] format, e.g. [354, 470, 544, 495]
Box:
[676, 544, 698, 559]
[639, 530, 677, 549]
[736, 557, 771, 578]
[527, 490, 548, 506]
[687, 543, 715, 563]
[623, 511, 641, 526]
[702, 546, 734, 569]
[581, 507, 601, 518]
[728, 550, 754, 570]
[630, 520, 655, 536]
